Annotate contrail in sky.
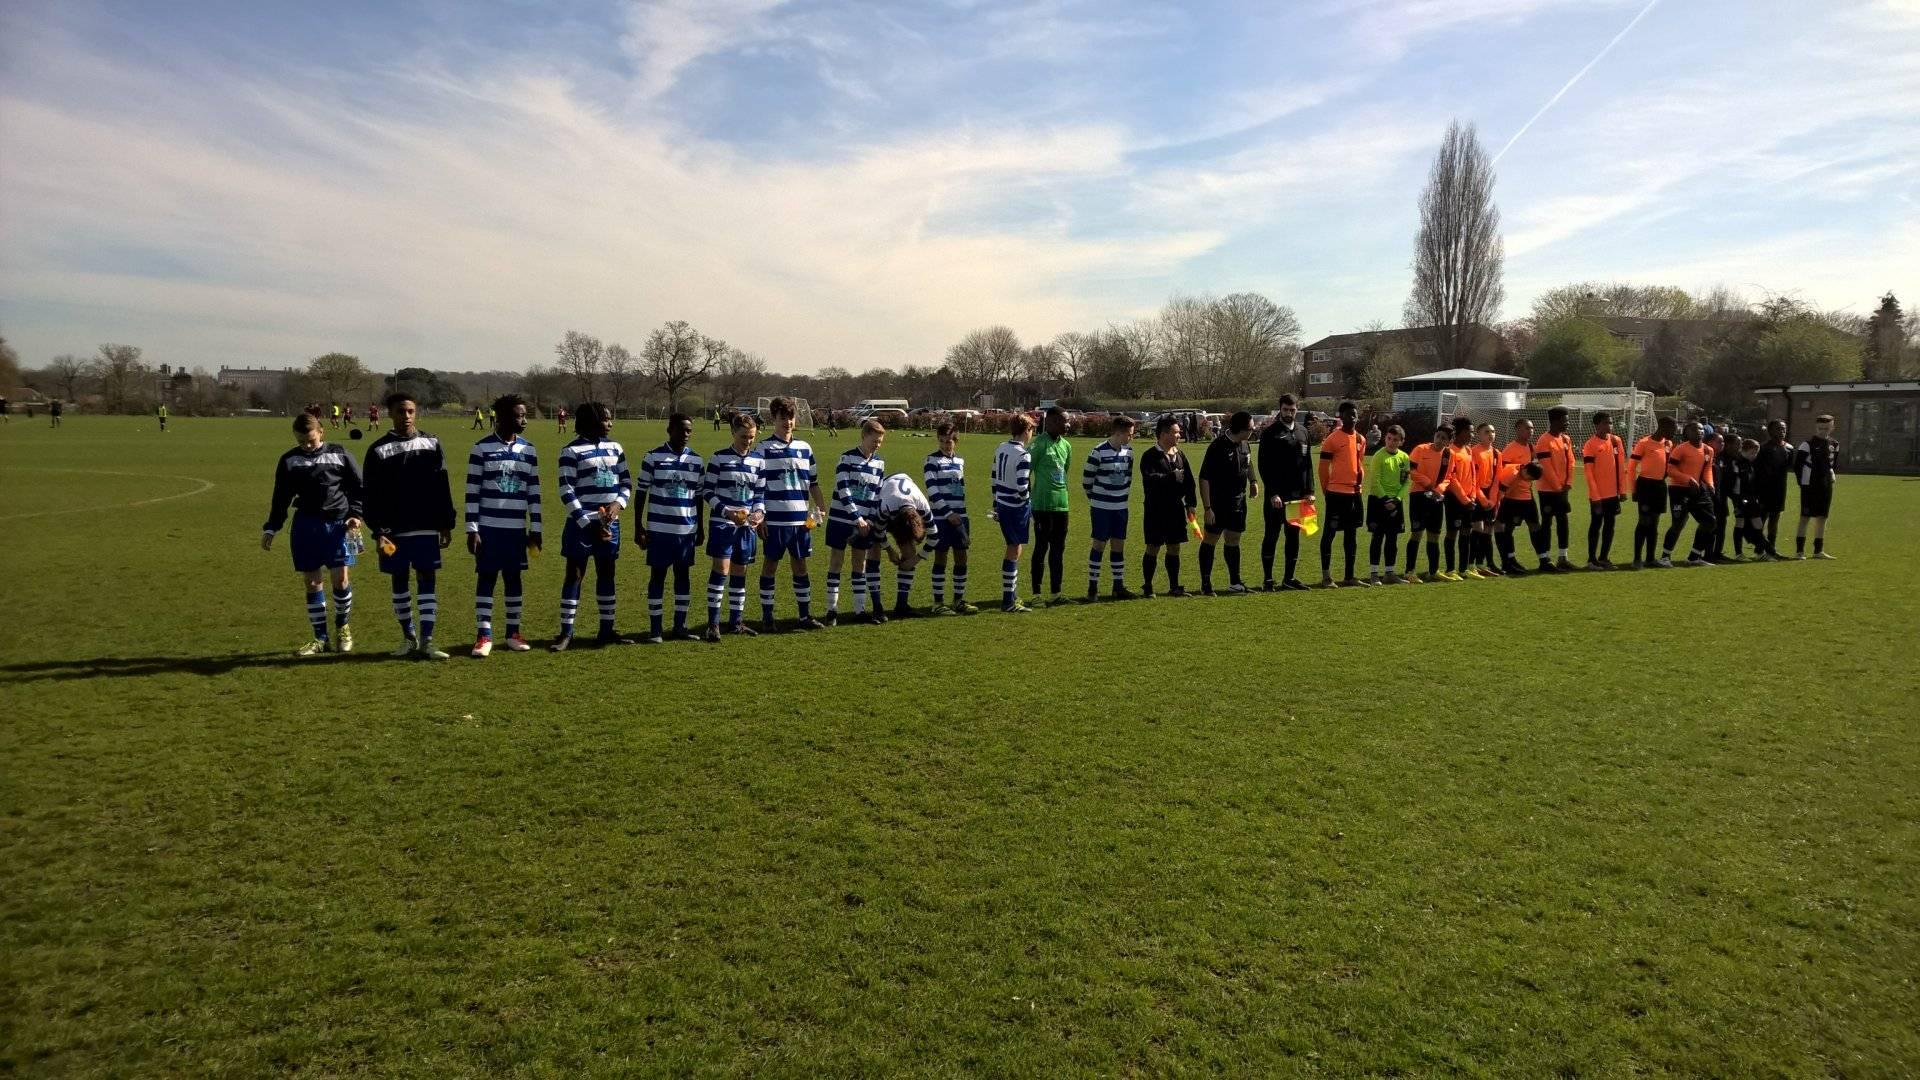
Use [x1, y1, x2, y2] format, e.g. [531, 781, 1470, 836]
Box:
[1493, 0, 1664, 164]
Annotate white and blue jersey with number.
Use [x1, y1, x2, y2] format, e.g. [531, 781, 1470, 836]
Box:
[1082, 441, 1133, 512]
[755, 435, 817, 528]
[830, 448, 885, 528]
[465, 434, 542, 534]
[704, 447, 767, 521]
[557, 437, 630, 527]
[924, 450, 966, 519]
[638, 442, 704, 539]
[991, 439, 1032, 512]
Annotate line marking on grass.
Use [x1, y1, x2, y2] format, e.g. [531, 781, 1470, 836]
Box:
[0, 468, 218, 521]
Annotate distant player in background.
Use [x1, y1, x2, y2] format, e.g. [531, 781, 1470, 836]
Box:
[992, 414, 1036, 611]
[342, 403, 353, 428]
[329, 402, 342, 428]
[156, 402, 168, 433]
[555, 406, 568, 435]
[1082, 414, 1137, 601]
[471, 404, 486, 430]
[363, 392, 457, 659]
[1258, 395, 1314, 591]
[825, 419, 888, 625]
[1404, 425, 1451, 582]
[636, 413, 704, 643]
[924, 422, 977, 615]
[1793, 413, 1839, 559]
[754, 396, 829, 632]
[1197, 410, 1256, 595]
[367, 402, 380, 428]
[1629, 415, 1676, 568]
[552, 402, 630, 650]
[50, 399, 63, 427]
[701, 413, 766, 641]
[1138, 414, 1195, 598]
[1365, 425, 1409, 585]
[1581, 411, 1628, 568]
[1534, 407, 1577, 570]
[1317, 400, 1367, 588]
[262, 413, 363, 656]
[465, 394, 540, 657]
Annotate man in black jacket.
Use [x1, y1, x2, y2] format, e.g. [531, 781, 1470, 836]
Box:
[1257, 395, 1313, 591]
[364, 393, 458, 659]
[1752, 419, 1793, 553]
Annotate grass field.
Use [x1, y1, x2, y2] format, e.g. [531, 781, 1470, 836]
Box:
[4, 414, 1919, 1076]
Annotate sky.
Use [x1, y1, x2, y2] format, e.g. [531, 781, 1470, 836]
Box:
[2, 0, 1917, 376]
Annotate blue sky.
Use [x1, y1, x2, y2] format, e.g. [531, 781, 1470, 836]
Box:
[2, 0, 1916, 375]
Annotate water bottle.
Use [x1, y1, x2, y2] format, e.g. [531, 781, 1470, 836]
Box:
[346, 529, 365, 556]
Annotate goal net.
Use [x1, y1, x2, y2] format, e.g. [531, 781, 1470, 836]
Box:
[1436, 386, 1657, 448]
[758, 396, 814, 429]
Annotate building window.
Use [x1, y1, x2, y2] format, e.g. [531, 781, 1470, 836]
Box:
[1308, 372, 1334, 386]
[1312, 350, 1330, 364]
[1414, 341, 1437, 357]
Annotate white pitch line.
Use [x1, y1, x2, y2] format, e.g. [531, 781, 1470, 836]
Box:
[0, 468, 218, 522]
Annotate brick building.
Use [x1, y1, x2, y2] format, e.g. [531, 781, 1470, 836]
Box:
[1298, 324, 1509, 397]
[1753, 381, 1920, 475]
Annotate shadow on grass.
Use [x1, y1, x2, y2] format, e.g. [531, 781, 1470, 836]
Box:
[0, 651, 398, 684]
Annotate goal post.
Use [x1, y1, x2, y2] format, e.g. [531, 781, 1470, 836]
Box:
[1436, 386, 1656, 447]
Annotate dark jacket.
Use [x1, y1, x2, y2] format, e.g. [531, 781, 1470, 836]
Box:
[1753, 439, 1792, 499]
[1258, 420, 1312, 502]
[265, 442, 364, 532]
[362, 431, 457, 536]
[1141, 444, 1196, 521]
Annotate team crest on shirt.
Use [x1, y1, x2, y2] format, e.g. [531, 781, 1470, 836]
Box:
[594, 465, 618, 488]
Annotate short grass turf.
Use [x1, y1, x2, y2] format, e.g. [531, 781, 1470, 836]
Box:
[3, 415, 1919, 1076]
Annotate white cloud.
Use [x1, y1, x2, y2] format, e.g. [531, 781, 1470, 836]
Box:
[621, 0, 789, 100]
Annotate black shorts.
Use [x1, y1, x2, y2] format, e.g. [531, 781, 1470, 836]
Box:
[1366, 496, 1404, 534]
[1445, 499, 1474, 530]
[1498, 498, 1539, 529]
[1589, 496, 1622, 519]
[1537, 490, 1571, 517]
[1144, 508, 1188, 546]
[1800, 487, 1833, 518]
[1634, 477, 1667, 512]
[1759, 485, 1789, 515]
[1409, 492, 1445, 532]
[1323, 492, 1363, 530]
[1472, 504, 1495, 525]
[1204, 500, 1247, 536]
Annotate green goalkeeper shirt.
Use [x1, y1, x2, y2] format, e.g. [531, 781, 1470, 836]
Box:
[1367, 447, 1410, 500]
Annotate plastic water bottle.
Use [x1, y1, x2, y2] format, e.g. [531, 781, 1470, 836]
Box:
[346, 529, 365, 556]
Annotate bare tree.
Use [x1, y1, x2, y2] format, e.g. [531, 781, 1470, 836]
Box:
[517, 364, 567, 415]
[1051, 332, 1095, 395]
[642, 320, 718, 413]
[92, 343, 149, 413]
[554, 330, 605, 403]
[1406, 120, 1504, 371]
[46, 354, 88, 401]
[712, 347, 770, 406]
[1020, 343, 1060, 399]
[1091, 321, 1157, 400]
[816, 365, 852, 409]
[943, 326, 1023, 402]
[1210, 292, 1301, 400]
[602, 343, 638, 417]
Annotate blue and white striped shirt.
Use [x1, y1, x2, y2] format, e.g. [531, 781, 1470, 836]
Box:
[465, 434, 542, 534]
[923, 451, 967, 519]
[1082, 441, 1133, 513]
[755, 435, 818, 528]
[637, 442, 704, 538]
[557, 437, 630, 528]
[992, 439, 1031, 510]
[704, 446, 766, 522]
[830, 447, 885, 527]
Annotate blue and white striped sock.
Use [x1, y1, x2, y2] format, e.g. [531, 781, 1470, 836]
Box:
[1088, 547, 1102, 590]
[759, 579, 776, 622]
[648, 579, 665, 637]
[826, 570, 842, 614]
[332, 585, 352, 631]
[559, 581, 580, 634]
[306, 589, 329, 640]
[391, 585, 413, 639]
[795, 576, 812, 619]
[728, 577, 747, 625]
[953, 568, 967, 602]
[707, 571, 725, 627]
[931, 570, 945, 604]
[1110, 550, 1125, 585]
[895, 568, 913, 608]
[1002, 559, 1018, 606]
[476, 593, 494, 637]
[417, 591, 436, 641]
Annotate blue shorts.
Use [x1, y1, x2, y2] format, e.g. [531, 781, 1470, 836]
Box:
[996, 504, 1031, 545]
[378, 533, 442, 575]
[289, 514, 354, 572]
[561, 517, 621, 560]
[762, 523, 812, 562]
[825, 518, 874, 551]
[1090, 507, 1129, 542]
[473, 527, 530, 573]
[931, 514, 971, 552]
[706, 520, 757, 565]
[645, 530, 699, 569]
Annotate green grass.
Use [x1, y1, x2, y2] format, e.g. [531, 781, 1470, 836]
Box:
[4, 415, 1919, 1076]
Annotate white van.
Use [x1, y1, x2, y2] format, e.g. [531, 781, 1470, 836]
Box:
[849, 398, 909, 419]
